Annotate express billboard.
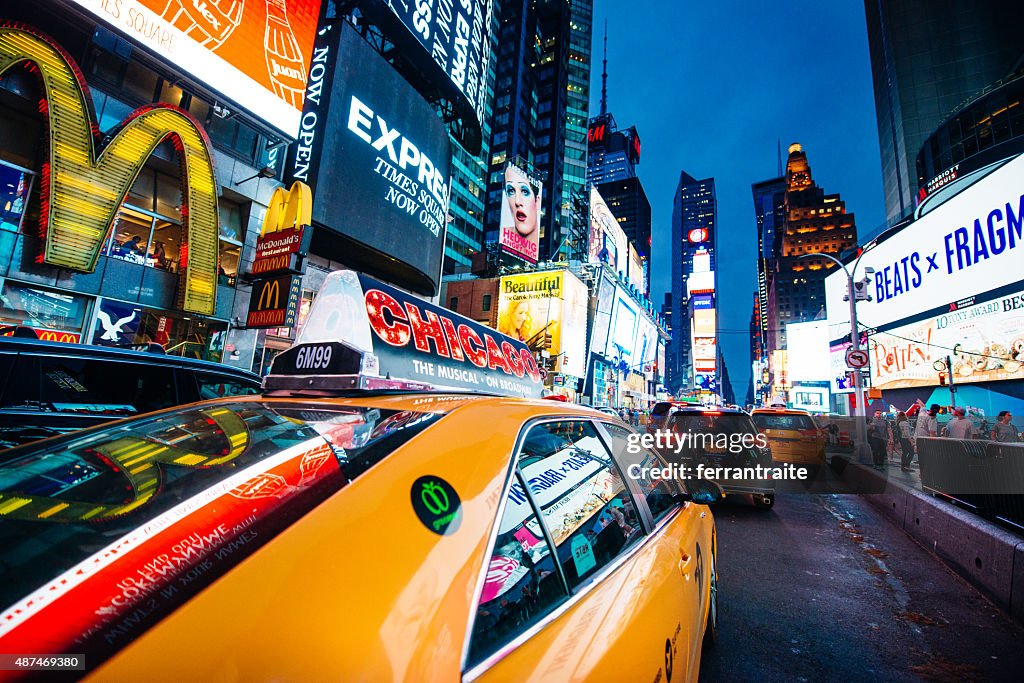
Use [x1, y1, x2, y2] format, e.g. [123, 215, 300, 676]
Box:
[302, 22, 451, 295]
[590, 274, 615, 359]
[785, 320, 830, 383]
[498, 163, 542, 264]
[66, 0, 321, 137]
[496, 270, 588, 378]
[358, 0, 491, 151]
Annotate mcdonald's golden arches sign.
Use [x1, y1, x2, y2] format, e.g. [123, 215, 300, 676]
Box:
[0, 23, 219, 316]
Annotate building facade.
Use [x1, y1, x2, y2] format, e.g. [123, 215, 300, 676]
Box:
[0, 3, 300, 371]
[864, 0, 1024, 222]
[770, 144, 857, 352]
[669, 172, 717, 394]
[484, 0, 593, 263]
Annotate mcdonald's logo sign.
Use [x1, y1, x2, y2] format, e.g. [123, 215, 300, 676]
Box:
[0, 24, 219, 316]
[249, 181, 313, 276]
[247, 273, 300, 328]
[36, 329, 81, 344]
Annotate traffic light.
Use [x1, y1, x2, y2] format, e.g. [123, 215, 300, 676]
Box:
[938, 372, 947, 386]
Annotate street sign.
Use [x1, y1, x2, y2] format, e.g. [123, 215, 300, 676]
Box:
[845, 348, 869, 369]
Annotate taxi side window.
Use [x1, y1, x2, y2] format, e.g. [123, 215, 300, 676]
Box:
[195, 372, 260, 400]
[518, 421, 643, 588]
[601, 422, 680, 523]
[467, 482, 567, 667]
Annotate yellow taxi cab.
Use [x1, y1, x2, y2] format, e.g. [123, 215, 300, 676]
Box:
[0, 271, 722, 682]
[750, 407, 826, 469]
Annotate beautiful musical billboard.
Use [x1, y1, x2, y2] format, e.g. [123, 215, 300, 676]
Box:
[497, 270, 587, 378]
[65, 0, 322, 136]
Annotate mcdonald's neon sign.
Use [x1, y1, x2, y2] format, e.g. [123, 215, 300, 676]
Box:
[246, 273, 300, 328]
[249, 181, 313, 276]
[0, 24, 219, 315]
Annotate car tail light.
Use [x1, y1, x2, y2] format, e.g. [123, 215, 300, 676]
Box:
[800, 429, 818, 442]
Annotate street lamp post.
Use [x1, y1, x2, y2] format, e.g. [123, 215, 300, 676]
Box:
[798, 246, 877, 463]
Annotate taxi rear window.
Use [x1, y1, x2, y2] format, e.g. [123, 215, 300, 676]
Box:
[752, 413, 817, 431]
[0, 401, 442, 667]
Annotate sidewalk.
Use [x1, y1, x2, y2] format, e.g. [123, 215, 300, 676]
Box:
[827, 446, 1024, 624]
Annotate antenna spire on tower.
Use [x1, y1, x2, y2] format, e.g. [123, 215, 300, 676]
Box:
[600, 19, 608, 116]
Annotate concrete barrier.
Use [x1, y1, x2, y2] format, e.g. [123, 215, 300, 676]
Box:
[902, 487, 1020, 613]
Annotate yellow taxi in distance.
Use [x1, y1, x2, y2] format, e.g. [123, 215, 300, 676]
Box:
[0, 271, 721, 682]
[751, 407, 826, 469]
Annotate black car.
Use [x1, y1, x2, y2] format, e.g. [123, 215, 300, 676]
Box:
[0, 336, 261, 448]
[661, 405, 777, 509]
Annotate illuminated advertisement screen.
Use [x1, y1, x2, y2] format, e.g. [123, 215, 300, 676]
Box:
[785, 321, 830, 383]
[358, 0, 491, 149]
[589, 187, 628, 271]
[590, 275, 615, 361]
[792, 384, 830, 412]
[308, 22, 451, 295]
[826, 153, 1024, 338]
[693, 337, 716, 361]
[498, 163, 542, 264]
[632, 317, 658, 367]
[868, 286, 1024, 389]
[694, 372, 717, 391]
[692, 294, 714, 310]
[627, 244, 644, 293]
[66, 0, 322, 137]
[496, 271, 588, 378]
[692, 308, 716, 337]
[606, 289, 638, 360]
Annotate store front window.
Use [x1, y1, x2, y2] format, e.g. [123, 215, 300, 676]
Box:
[0, 162, 32, 233]
[105, 170, 186, 273]
[218, 198, 245, 285]
[0, 281, 89, 335]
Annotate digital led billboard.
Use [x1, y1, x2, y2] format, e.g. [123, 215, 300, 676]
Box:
[868, 287, 1024, 389]
[66, 0, 322, 136]
[358, 0, 491, 151]
[606, 291, 638, 361]
[498, 163, 542, 264]
[590, 274, 615, 361]
[304, 22, 451, 295]
[589, 187, 628, 271]
[826, 153, 1024, 340]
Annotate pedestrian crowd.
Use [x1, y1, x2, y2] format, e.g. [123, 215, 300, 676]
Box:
[867, 402, 1020, 472]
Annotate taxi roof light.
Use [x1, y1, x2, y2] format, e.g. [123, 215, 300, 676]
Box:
[264, 270, 546, 399]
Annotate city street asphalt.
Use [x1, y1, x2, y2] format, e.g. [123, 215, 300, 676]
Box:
[698, 492, 1024, 682]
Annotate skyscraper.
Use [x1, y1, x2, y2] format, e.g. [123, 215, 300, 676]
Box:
[770, 144, 857, 351]
[595, 177, 652, 264]
[751, 175, 786, 355]
[864, 0, 1024, 222]
[483, 0, 594, 263]
[669, 172, 717, 394]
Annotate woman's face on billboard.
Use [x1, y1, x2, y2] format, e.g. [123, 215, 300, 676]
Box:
[504, 166, 539, 237]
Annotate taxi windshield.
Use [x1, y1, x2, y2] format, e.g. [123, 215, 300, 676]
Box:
[752, 413, 817, 431]
[0, 401, 443, 665]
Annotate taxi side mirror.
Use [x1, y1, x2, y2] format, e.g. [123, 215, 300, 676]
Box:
[677, 479, 725, 506]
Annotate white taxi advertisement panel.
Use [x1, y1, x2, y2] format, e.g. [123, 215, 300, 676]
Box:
[66, 0, 322, 136]
[295, 270, 543, 398]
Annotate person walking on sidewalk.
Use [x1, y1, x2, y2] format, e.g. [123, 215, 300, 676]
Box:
[869, 409, 891, 469]
[991, 411, 1020, 443]
[914, 403, 939, 440]
[943, 407, 976, 439]
[896, 412, 915, 471]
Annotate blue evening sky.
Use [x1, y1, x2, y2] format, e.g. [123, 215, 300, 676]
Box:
[588, 0, 886, 401]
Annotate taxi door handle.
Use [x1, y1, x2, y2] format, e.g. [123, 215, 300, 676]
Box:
[679, 551, 692, 578]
